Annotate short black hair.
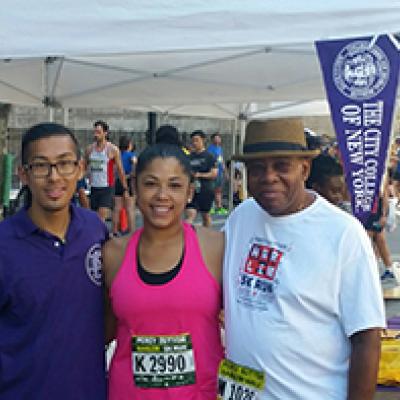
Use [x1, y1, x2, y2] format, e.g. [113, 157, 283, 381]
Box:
[190, 130, 206, 139]
[21, 122, 80, 164]
[211, 132, 221, 140]
[155, 125, 182, 146]
[93, 120, 109, 132]
[119, 135, 131, 151]
[20, 122, 80, 207]
[136, 143, 191, 180]
[306, 154, 343, 189]
[304, 131, 323, 150]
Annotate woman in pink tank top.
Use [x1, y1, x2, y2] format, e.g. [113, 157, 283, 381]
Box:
[103, 143, 224, 400]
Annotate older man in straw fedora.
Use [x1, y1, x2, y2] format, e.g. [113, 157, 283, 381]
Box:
[221, 118, 385, 400]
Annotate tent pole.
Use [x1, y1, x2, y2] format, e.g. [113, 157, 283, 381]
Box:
[44, 57, 55, 123]
[228, 118, 237, 211]
[239, 112, 248, 200]
[63, 108, 69, 126]
[147, 112, 157, 144]
[48, 107, 54, 122]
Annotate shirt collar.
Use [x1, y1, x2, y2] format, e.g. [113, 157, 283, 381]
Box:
[13, 203, 83, 239]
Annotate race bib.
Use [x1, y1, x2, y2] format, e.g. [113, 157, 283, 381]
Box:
[132, 334, 196, 388]
[218, 359, 265, 400]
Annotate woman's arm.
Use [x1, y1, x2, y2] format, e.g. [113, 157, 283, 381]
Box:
[196, 226, 224, 284]
[102, 236, 130, 344]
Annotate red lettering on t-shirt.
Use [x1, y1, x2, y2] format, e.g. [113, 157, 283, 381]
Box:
[245, 244, 283, 281]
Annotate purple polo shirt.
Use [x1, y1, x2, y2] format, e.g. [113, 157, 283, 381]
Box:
[0, 204, 108, 400]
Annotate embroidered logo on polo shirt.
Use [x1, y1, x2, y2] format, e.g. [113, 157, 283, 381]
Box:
[85, 243, 103, 286]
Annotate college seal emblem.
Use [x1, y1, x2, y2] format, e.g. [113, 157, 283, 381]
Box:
[333, 40, 390, 100]
[85, 243, 103, 286]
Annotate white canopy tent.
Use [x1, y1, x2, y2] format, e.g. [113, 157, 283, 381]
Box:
[0, 1, 399, 207]
[0, 0, 399, 118]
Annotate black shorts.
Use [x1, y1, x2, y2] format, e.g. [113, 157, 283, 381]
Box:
[364, 198, 383, 232]
[186, 190, 214, 213]
[90, 186, 114, 210]
[114, 177, 134, 196]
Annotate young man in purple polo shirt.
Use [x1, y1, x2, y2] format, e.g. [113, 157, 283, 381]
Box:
[0, 123, 108, 399]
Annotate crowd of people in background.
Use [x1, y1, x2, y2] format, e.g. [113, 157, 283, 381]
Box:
[305, 130, 400, 285]
[74, 121, 236, 231]
[0, 117, 397, 399]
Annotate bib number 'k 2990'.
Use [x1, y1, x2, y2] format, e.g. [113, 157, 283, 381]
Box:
[132, 333, 196, 388]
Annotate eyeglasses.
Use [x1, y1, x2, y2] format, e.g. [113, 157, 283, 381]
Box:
[24, 160, 79, 178]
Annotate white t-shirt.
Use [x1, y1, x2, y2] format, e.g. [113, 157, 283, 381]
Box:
[223, 194, 385, 400]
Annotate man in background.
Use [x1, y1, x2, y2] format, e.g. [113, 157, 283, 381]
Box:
[84, 120, 128, 223]
[207, 132, 228, 215]
[186, 130, 217, 227]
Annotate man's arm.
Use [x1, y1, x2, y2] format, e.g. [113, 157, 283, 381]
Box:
[129, 155, 137, 193]
[0, 256, 9, 312]
[194, 167, 218, 180]
[348, 328, 381, 400]
[104, 286, 116, 344]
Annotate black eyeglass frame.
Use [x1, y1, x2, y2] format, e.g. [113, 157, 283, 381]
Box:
[24, 160, 80, 178]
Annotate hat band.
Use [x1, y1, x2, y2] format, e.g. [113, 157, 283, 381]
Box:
[243, 141, 308, 153]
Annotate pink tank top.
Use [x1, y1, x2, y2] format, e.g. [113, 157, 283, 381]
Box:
[108, 222, 224, 400]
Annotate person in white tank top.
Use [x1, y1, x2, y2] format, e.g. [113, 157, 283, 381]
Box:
[84, 120, 129, 222]
[223, 118, 385, 400]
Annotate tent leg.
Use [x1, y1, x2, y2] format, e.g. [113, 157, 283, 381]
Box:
[47, 106, 54, 122]
[63, 108, 69, 126]
[147, 112, 157, 144]
[239, 117, 248, 200]
[228, 119, 237, 211]
[0, 104, 10, 155]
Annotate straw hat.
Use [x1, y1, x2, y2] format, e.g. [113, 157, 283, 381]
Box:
[233, 118, 320, 160]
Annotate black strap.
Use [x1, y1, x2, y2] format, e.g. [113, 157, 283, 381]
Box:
[137, 248, 184, 285]
[243, 141, 307, 153]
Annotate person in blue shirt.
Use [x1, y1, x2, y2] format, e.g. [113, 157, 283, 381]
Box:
[0, 123, 108, 400]
[112, 135, 137, 235]
[74, 177, 90, 208]
[207, 133, 227, 215]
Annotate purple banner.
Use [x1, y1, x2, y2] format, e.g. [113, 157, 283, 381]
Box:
[316, 35, 400, 225]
